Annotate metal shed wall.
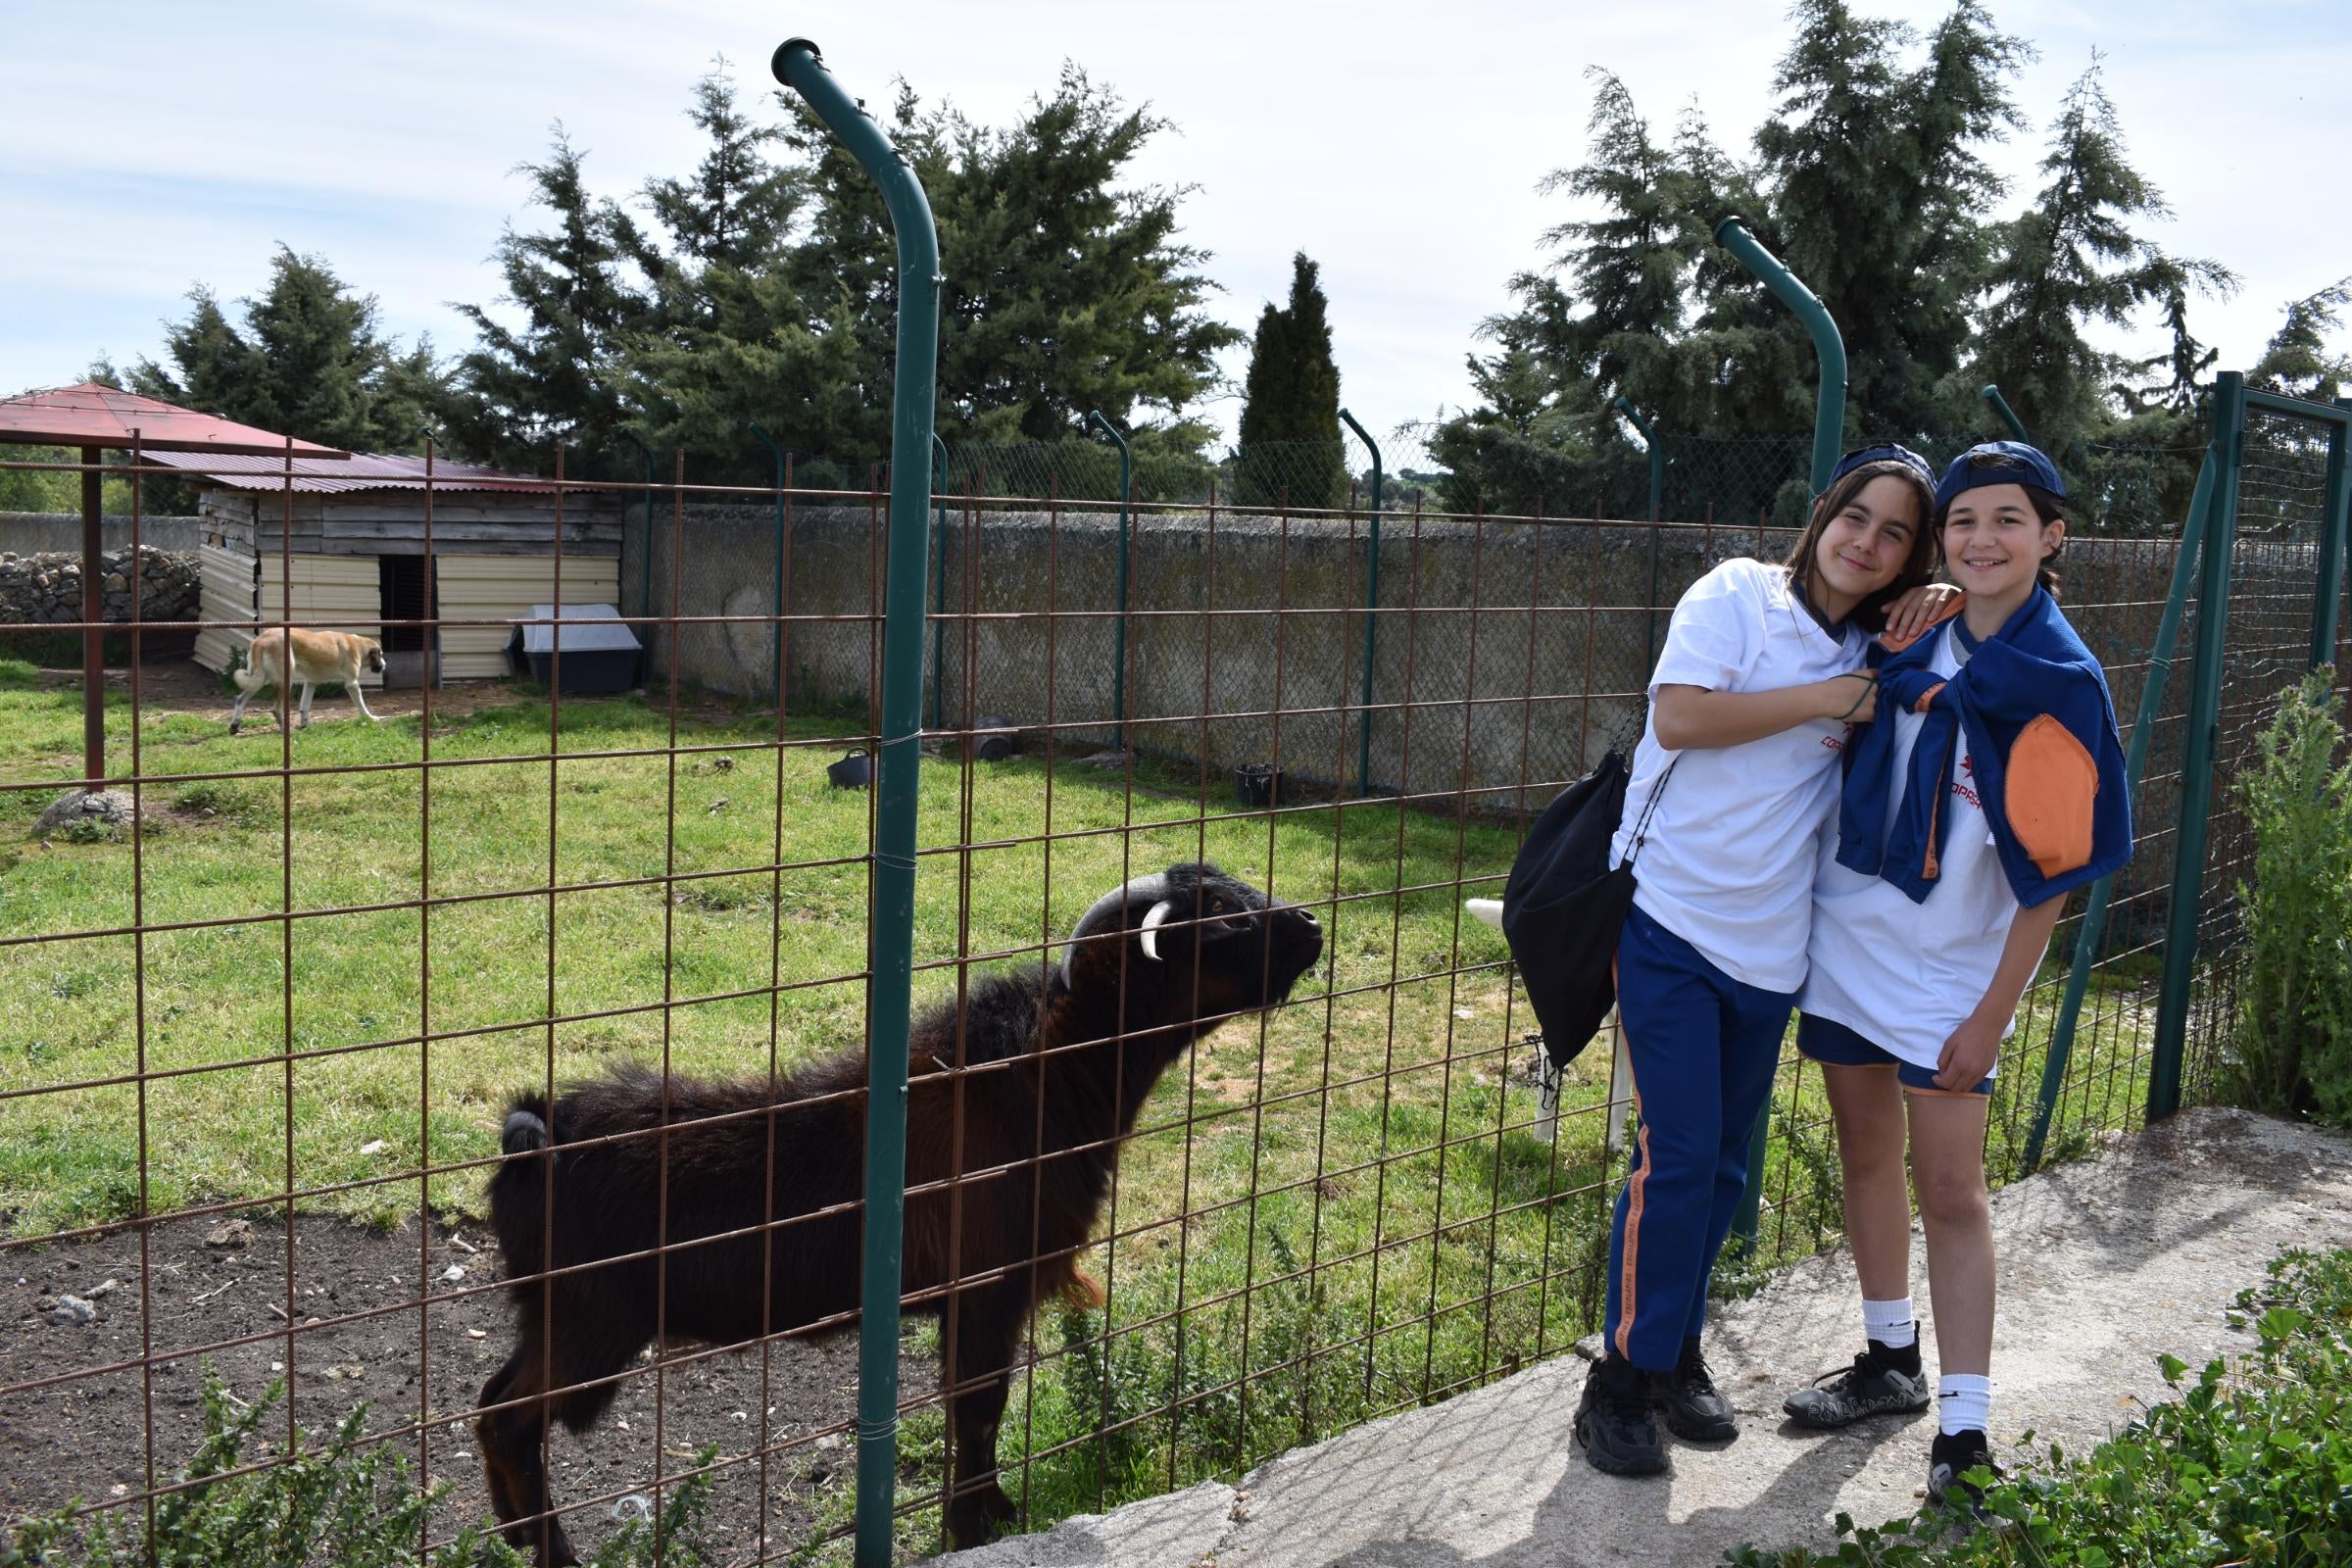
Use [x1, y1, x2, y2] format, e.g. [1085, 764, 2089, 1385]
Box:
[435, 555, 621, 679]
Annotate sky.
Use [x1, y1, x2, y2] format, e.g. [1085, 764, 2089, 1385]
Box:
[4, 0, 2348, 456]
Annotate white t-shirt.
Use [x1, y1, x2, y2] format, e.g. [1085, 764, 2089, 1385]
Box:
[1799, 623, 2021, 1073]
[1608, 557, 1869, 993]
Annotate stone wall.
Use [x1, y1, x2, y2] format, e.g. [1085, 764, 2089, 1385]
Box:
[0, 512, 207, 554]
[0, 546, 200, 631]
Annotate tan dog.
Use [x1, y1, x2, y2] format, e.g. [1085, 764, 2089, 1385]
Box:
[228, 628, 387, 735]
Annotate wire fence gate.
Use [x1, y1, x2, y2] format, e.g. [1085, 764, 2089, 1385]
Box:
[0, 372, 2344, 1565]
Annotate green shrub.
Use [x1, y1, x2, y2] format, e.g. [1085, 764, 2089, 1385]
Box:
[2230, 667, 2352, 1124]
[0, 1366, 721, 1567]
[1724, 1246, 2352, 1567]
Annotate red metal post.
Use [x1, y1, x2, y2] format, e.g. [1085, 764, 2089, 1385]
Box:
[81, 443, 103, 789]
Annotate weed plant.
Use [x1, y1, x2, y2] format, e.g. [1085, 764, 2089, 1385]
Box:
[2229, 667, 2352, 1123]
[0, 1365, 720, 1566]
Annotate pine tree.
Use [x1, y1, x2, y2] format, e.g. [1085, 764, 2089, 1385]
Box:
[1427, 281, 1615, 516]
[1884, 1, 2032, 433]
[624, 64, 822, 482]
[2249, 279, 2352, 401]
[1757, 0, 2028, 439]
[1972, 59, 2233, 461]
[1541, 71, 1690, 410]
[642, 61, 801, 275]
[1234, 253, 1344, 508]
[128, 249, 445, 454]
[445, 126, 654, 471]
[934, 67, 1239, 445]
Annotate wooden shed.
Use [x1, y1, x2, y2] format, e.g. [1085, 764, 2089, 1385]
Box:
[163, 452, 625, 683]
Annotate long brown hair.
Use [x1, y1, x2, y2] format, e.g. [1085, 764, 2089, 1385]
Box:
[1781, 459, 1938, 629]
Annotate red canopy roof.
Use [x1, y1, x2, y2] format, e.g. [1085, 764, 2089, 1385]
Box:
[145, 449, 554, 495]
[0, 382, 347, 459]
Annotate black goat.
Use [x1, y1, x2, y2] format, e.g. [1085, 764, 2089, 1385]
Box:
[475, 861, 1324, 1564]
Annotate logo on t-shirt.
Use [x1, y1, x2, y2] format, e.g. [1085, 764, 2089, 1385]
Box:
[1953, 751, 1980, 809]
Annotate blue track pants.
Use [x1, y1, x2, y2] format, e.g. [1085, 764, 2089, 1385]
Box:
[1601, 902, 1794, 1371]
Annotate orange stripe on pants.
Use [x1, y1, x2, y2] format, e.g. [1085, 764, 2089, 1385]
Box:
[1611, 955, 1650, 1362]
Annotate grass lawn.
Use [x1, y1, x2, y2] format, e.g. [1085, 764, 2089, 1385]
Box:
[0, 655, 2165, 1552]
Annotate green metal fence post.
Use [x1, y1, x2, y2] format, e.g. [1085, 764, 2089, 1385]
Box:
[748, 421, 788, 708]
[1088, 411, 1132, 751]
[2310, 402, 2351, 666]
[1980, 383, 2033, 444]
[931, 433, 949, 733]
[1612, 397, 1665, 671]
[772, 39, 941, 1568]
[2021, 449, 2214, 1171]
[2148, 371, 2247, 1124]
[1338, 408, 1383, 797]
[1713, 216, 1847, 1256]
[1714, 217, 1847, 492]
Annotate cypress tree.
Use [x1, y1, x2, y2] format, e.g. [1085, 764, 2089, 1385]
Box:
[1235, 253, 1344, 508]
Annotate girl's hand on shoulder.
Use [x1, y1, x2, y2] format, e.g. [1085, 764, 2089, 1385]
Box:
[1934, 1013, 2002, 1092]
[1883, 583, 1964, 646]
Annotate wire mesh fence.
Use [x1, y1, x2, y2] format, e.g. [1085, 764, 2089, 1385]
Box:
[0, 414, 2325, 1565]
[2170, 406, 2343, 1104]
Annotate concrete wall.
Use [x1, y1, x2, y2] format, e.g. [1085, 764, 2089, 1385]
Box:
[0, 512, 206, 554]
[627, 506, 2043, 804]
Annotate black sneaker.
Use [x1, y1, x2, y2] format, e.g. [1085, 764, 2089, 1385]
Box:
[1573, 1354, 1668, 1476]
[1659, 1337, 1737, 1443]
[1927, 1427, 2001, 1513]
[1783, 1343, 1931, 1429]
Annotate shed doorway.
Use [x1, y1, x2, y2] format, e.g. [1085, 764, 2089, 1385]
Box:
[378, 553, 439, 688]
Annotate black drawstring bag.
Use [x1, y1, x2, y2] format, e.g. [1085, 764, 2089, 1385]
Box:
[1501, 751, 1675, 1071]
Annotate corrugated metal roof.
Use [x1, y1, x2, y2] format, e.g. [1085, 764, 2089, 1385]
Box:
[147, 448, 559, 495]
[513, 603, 642, 655]
[0, 382, 348, 458]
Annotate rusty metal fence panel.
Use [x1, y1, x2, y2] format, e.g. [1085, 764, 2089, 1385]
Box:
[0, 440, 2273, 1564]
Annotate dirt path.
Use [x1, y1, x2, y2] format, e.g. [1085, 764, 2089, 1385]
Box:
[2, 1209, 917, 1561]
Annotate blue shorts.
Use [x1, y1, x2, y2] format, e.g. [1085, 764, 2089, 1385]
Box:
[1796, 1012, 1993, 1097]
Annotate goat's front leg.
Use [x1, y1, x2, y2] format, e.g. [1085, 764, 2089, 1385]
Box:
[942, 1281, 1027, 1549]
[348, 678, 381, 722]
[297, 679, 315, 729]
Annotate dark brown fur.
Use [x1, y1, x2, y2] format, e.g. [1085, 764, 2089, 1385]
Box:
[474, 864, 1323, 1564]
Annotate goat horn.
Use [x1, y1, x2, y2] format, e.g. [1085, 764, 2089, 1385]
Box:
[1136, 899, 1179, 962]
[1058, 872, 1172, 988]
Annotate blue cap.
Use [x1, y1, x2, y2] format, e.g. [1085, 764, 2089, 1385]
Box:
[1827, 442, 1935, 491]
[1935, 440, 2065, 513]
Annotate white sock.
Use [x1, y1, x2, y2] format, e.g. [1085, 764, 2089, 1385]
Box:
[1862, 1297, 1916, 1349]
[1938, 1374, 1991, 1437]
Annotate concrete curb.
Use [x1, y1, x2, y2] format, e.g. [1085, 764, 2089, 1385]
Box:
[937, 1107, 2352, 1566]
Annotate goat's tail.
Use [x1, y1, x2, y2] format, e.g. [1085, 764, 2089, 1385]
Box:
[487, 1094, 555, 1280]
[502, 1103, 549, 1155]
